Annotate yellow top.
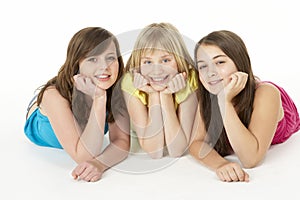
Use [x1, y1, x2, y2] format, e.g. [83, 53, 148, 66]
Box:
[121, 68, 198, 108]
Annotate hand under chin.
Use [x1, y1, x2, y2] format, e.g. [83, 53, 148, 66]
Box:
[150, 83, 167, 92]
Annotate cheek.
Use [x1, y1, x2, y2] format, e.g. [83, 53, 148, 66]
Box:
[79, 63, 90, 76]
[140, 65, 151, 76]
[218, 67, 236, 79]
[111, 63, 119, 76]
[198, 71, 208, 83]
[169, 62, 179, 73]
[162, 63, 178, 75]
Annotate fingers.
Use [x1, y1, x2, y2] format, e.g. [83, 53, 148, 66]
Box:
[216, 162, 249, 182]
[72, 162, 103, 182]
[130, 68, 139, 75]
[133, 72, 158, 93]
[181, 71, 187, 80]
[133, 73, 148, 88]
[221, 72, 248, 102]
[233, 72, 248, 89]
[71, 163, 86, 180]
[229, 72, 248, 88]
[165, 73, 186, 93]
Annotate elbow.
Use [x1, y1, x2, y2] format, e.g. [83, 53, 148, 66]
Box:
[240, 156, 262, 169]
[139, 139, 164, 159]
[169, 151, 184, 158]
[115, 138, 131, 155]
[148, 150, 164, 159]
[189, 140, 202, 159]
[142, 146, 163, 159]
[242, 162, 258, 169]
[168, 146, 187, 158]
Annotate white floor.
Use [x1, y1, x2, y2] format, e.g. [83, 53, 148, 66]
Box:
[1, 82, 299, 199]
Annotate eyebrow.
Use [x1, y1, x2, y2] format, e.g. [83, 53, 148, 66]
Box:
[141, 54, 172, 59]
[161, 54, 172, 58]
[196, 54, 227, 63]
[141, 56, 152, 59]
[106, 52, 116, 55]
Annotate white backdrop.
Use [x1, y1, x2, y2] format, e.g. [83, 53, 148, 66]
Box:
[1, 0, 299, 199]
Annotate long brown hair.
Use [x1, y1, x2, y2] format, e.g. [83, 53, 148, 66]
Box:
[36, 27, 124, 128]
[194, 30, 256, 156]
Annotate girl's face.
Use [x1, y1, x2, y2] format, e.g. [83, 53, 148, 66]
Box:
[79, 42, 119, 90]
[140, 49, 178, 91]
[196, 44, 238, 94]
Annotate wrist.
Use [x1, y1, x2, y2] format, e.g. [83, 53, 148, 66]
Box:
[92, 158, 107, 173]
[94, 90, 107, 100]
[159, 92, 173, 102]
[149, 92, 160, 100]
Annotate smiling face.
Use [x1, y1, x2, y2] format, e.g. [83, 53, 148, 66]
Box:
[196, 44, 238, 95]
[79, 41, 119, 90]
[140, 49, 178, 91]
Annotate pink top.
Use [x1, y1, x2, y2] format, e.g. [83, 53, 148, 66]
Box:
[258, 81, 300, 144]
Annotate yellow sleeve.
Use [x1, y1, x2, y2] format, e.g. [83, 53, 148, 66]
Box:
[121, 72, 148, 105]
[174, 68, 199, 104]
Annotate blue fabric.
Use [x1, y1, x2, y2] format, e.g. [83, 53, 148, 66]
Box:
[24, 108, 109, 149]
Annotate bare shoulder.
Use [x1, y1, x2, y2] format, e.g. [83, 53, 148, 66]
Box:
[40, 86, 69, 114]
[42, 86, 67, 103]
[255, 82, 281, 101]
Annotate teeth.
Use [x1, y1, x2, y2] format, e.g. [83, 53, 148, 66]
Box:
[152, 77, 165, 82]
[209, 79, 222, 85]
[97, 75, 109, 78]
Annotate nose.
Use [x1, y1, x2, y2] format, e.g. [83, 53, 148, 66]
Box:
[99, 64, 108, 70]
[151, 64, 163, 75]
[207, 64, 217, 78]
[98, 58, 109, 70]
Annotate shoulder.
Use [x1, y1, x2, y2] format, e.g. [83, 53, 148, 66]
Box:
[254, 82, 281, 104]
[43, 86, 64, 100]
[121, 72, 132, 84]
[121, 72, 133, 91]
[255, 82, 280, 96]
[41, 86, 69, 108]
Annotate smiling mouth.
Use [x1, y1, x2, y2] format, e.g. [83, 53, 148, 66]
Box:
[208, 79, 223, 85]
[95, 74, 111, 80]
[149, 75, 169, 84]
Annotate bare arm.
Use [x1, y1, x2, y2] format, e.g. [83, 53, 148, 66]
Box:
[123, 91, 164, 158]
[41, 87, 106, 164]
[189, 105, 249, 182]
[71, 119, 131, 182]
[160, 91, 198, 157]
[219, 83, 282, 168]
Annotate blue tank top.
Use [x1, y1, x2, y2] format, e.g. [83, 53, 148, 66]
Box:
[24, 108, 109, 149]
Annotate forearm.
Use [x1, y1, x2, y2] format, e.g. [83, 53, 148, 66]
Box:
[160, 93, 190, 157]
[220, 102, 260, 167]
[94, 138, 130, 172]
[138, 92, 164, 158]
[189, 140, 229, 171]
[77, 95, 107, 159]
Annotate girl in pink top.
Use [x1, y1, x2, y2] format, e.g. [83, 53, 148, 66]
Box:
[260, 81, 300, 144]
[190, 30, 300, 182]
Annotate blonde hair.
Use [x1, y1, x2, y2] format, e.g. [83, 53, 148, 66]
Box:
[125, 22, 194, 76]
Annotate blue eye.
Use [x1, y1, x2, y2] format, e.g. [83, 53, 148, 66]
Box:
[143, 60, 152, 65]
[162, 59, 170, 63]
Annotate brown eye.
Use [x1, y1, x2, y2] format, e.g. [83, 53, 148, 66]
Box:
[87, 57, 97, 62]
